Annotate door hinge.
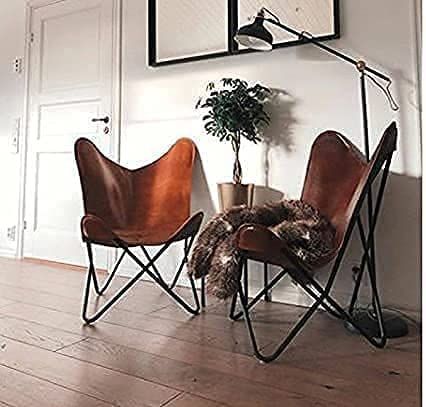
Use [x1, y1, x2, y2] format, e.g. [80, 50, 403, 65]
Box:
[23, 221, 27, 230]
[30, 33, 35, 43]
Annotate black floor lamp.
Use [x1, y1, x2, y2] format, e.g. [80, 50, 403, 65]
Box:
[235, 7, 408, 338]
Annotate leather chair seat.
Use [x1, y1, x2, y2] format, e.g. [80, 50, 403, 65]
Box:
[112, 212, 204, 246]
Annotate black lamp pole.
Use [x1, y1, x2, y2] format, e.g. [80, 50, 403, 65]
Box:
[235, 8, 408, 338]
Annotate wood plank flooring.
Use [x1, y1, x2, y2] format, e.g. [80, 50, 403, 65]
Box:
[0, 258, 420, 407]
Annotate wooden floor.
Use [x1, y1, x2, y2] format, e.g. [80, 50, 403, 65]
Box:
[0, 258, 420, 407]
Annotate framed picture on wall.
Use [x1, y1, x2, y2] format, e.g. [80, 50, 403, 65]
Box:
[148, 0, 340, 66]
[148, 0, 231, 66]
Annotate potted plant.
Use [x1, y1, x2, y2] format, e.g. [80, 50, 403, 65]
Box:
[196, 78, 271, 210]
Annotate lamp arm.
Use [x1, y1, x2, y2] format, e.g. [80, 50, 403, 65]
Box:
[261, 12, 399, 111]
[263, 16, 384, 78]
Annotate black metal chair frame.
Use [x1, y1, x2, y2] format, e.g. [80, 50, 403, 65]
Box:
[82, 235, 206, 324]
[228, 153, 393, 363]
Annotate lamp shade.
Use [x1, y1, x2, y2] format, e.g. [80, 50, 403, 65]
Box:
[234, 16, 273, 51]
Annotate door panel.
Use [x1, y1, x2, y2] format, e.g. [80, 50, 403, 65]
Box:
[39, 101, 100, 138]
[25, 0, 117, 268]
[40, 8, 102, 91]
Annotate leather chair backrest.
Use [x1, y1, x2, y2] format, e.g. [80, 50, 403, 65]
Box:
[129, 139, 196, 230]
[75, 138, 197, 230]
[301, 122, 397, 251]
[75, 139, 132, 229]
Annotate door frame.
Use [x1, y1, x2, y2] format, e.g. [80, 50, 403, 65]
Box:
[16, 0, 123, 269]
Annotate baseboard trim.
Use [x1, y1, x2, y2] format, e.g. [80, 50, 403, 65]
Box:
[23, 257, 107, 273]
[0, 249, 17, 259]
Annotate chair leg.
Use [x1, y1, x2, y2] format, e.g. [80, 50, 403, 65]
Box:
[170, 238, 190, 290]
[201, 274, 206, 308]
[170, 236, 204, 311]
[264, 263, 272, 302]
[298, 273, 387, 348]
[82, 240, 178, 324]
[238, 275, 379, 363]
[230, 268, 288, 321]
[301, 282, 343, 320]
[81, 243, 95, 322]
[243, 259, 249, 298]
[172, 238, 206, 309]
[140, 245, 168, 286]
[347, 161, 391, 335]
[82, 234, 208, 324]
[352, 218, 387, 343]
[237, 278, 323, 363]
[229, 292, 238, 320]
[229, 259, 247, 321]
[92, 250, 125, 296]
[348, 262, 366, 314]
[320, 291, 387, 348]
[234, 257, 386, 362]
[118, 239, 201, 316]
[140, 238, 206, 309]
[81, 243, 150, 324]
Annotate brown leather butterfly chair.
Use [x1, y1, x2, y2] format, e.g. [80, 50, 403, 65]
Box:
[229, 122, 397, 362]
[75, 138, 205, 324]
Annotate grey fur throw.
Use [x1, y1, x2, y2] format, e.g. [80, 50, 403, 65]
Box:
[188, 200, 336, 299]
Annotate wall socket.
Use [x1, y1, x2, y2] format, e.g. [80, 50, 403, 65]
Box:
[13, 58, 23, 74]
[7, 226, 16, 242]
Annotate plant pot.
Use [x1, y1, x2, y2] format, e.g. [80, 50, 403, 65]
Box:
[217, 182, 254, 211]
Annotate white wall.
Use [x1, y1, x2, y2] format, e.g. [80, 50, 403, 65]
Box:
[0, 0, 26, 255]
[119, 0, 422, 311]
[0, 0, 421, 311]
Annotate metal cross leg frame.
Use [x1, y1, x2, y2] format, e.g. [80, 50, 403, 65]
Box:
[81, 235, 205, 324]
[229, 157, 393, 363]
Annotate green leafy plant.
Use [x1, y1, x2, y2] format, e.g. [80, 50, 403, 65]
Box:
[196, 78, 271, 184]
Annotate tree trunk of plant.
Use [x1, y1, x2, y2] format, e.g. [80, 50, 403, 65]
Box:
[231, 133, 242, 184]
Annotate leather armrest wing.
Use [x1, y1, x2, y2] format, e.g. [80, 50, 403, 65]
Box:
[80, 214, 116, 246]
[236, 224, 308, 271]
[169, 211, 204, 242]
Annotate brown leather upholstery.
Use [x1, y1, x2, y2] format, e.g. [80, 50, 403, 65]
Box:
[237, 122, 397, 272]
[75, 138, 203, 246]
[301, 132, 367, 249]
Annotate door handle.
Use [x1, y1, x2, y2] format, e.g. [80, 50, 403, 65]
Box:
[91, 116, 110, 124]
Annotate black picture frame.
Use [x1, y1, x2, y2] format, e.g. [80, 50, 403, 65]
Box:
[148, 0, 340, 67]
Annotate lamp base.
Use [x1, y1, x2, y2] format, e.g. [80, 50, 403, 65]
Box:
[344, 308, 409, 338]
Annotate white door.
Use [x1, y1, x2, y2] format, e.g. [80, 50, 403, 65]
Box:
[24, 0, 118, 268]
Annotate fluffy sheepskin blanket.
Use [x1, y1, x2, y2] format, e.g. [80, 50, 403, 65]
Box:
[188, 200, 336, 299]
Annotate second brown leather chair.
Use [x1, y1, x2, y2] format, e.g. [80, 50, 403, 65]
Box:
[230, 122, 397, 362]
[75, 138, 205, 324]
